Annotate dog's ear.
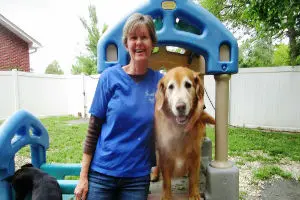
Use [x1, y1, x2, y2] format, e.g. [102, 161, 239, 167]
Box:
[155, 78, 165, 110]
[200, 111, 216, 125]
[184, 73, 205, 133]
[194, 72, 204, 101]
[21, 163, 33, 169]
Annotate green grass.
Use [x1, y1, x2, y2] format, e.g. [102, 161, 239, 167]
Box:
[253, 165, 292, 180]
[239, 191, 247, 200]
[206, 127, 300, 162]
[18, 115, 87, 163]
[206, 126, 300, 186]
[4, 115, 299, 199]
[10, 117, 300, 167]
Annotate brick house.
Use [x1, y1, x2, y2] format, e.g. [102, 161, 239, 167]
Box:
[0, 14, 41, 72]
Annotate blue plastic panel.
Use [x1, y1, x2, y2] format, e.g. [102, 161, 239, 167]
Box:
[98, 0, 238, 74]
[0, 110, 49, 200]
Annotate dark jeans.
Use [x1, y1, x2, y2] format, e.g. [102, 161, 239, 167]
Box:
[87, 170, 150, 200]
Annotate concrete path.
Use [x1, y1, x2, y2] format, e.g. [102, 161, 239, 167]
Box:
[149, 177, 204, 200]
[261, 179, 300, 200]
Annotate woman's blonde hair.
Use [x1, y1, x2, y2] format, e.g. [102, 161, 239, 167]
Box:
[122, 13, 157, 46]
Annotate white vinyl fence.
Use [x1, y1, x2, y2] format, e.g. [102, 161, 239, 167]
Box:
[230, 66, 300, 132]
[1, 66, 299, 131]
[0, 69, 99, 120]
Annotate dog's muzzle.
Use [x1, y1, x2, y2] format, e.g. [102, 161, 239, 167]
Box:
[175, 102, 188, 124]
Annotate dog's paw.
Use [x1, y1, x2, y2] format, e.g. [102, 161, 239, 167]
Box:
[188, 193, 202, 200]
[150, 173, 159, 182]
[160, 193, 172, 200]
[160, 197, 172, 200]
[150, 166, 160, 182]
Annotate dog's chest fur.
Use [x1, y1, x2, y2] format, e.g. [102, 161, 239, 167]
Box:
[155, 116, 203, 176]
[156, 118, 188, 153]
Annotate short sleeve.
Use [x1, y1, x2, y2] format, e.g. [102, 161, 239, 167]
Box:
[89, 71, 112, 119]
[157, 71, 164, 81]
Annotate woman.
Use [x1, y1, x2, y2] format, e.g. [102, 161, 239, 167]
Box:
[74, 13, 163, 200]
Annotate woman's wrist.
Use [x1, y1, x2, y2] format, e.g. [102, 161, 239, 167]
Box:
[79, 170, 89, 180]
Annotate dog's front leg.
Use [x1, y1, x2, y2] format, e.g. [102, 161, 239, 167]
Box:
[188, 155, 201, 200]
[161, 165, 172, 200]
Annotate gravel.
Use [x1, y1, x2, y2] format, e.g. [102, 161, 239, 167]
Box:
[14, 154, 31, 170]
[234, 151, 300, 200]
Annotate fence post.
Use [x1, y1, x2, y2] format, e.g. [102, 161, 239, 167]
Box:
[81, 73, 87, 118]
[12, 69, 20, 112]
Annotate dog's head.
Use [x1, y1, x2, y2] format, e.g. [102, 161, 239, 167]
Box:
[3, 163, 35, 200]
[4, 163, 62, 200]
[4, 163, 34, 183]
[156, 67, 205, 128]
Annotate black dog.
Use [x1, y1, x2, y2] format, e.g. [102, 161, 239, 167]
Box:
[5, 163, 62, 200]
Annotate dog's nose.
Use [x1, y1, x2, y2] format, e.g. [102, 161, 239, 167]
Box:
[176, 102, 186, 113]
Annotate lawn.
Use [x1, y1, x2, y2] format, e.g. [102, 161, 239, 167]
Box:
[206, 127, 300, 162]
[4, 115, 299, 200]
[11, 116, 300, 182]
[206, 127, 300, 181]
[17, 115, 88, 163]
[13, 116, 300, 164]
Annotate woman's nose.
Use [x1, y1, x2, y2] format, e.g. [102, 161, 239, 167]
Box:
[136, 37, 142, 44]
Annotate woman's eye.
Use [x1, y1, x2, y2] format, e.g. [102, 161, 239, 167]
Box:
[168, 84, 174, 90]
[185, 82, 192, 89]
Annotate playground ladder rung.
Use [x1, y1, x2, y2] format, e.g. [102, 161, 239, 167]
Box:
[57, 180, 78, 194]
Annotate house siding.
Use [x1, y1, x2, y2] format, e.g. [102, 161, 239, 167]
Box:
[0, 24, 30, 72]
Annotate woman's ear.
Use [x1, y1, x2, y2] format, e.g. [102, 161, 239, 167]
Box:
[155, 79, 165, 110]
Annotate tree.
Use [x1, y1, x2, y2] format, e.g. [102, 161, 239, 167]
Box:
[273, 44, 290, 66]
[239, 37, 274, 68]
[72, 5, 108, 75]
[71, 55, 97, 75]
[45, 60, 64, 75]
[199, 0, 300, 65]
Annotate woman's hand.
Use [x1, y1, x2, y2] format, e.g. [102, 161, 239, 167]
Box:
[74, 153, 93, 200]
[74, 176, 89, 200]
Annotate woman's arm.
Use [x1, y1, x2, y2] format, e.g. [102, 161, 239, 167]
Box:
[75, 153, 92, 200]
[74, 115, 103, 200]
[83, 115, 103, 154]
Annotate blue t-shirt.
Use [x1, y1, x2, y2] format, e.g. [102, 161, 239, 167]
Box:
[89, 64, 163, 177]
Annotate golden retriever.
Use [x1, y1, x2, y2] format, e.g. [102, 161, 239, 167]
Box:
[154, 67, 215, 200]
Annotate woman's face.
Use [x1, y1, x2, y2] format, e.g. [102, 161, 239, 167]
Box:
[125, 24, 153, 63]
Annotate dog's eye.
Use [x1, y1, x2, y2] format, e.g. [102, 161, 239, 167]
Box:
[168, 84, 174, 90]
[185, 82, 192, 89]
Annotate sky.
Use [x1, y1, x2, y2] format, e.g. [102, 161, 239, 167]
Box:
[0, 0, 148, 74]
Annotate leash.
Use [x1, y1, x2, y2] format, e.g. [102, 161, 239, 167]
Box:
[204, 87, 215, 110]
